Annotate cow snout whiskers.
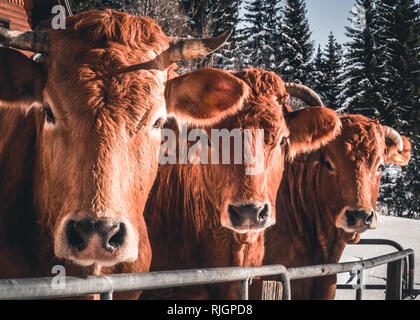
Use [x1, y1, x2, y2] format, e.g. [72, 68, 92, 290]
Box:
[225, 201, 272, 233]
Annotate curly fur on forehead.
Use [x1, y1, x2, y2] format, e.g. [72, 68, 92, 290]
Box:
[45, 10, 171, 132]
[62, 9, 170, 57]
[339, 114, 383, 162]
[232, 68, 289, 104]
[224, 69, 288, 145]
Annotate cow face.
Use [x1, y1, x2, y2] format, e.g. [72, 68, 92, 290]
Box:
[314, 115, 411, 236]
[189, 69, 341, 234]
[0, 11, 242, 267]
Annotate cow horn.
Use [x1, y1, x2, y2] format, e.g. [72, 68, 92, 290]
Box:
[285, 83, 324, 107]
[0, 27, 49, 53]
[383, 126, 403, 153]
[167, 29, 233, 62]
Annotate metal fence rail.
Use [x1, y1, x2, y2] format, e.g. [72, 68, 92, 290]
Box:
[335, 238, 418, 300]
[0, 243, 416, 300]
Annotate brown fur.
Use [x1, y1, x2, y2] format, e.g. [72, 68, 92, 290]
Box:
[263, 114, 411, 299]
[0, 10, 244, 299]
[142, 69, 341, 300]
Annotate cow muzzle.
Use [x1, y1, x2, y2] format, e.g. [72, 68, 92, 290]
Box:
[54, 214, 138, 267]
[224, 201, 273, 233]
[336, 207, 377, 233]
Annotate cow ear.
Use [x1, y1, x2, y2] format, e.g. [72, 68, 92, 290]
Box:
[165, 68, 247, 126]
[286, 106, 341, 159]
[385, 135, 411, 166]
[0, 47, 46, 108]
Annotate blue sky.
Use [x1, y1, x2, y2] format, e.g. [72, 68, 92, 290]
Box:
[306, 0, 355, 48]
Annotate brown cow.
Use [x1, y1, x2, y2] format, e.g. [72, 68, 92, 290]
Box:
[263, 113, 411, 300]
[141, 68, 342, 300]
[0, 9, 246, 299]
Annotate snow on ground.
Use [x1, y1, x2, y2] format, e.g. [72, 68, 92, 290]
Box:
[335, 215, 420, 300]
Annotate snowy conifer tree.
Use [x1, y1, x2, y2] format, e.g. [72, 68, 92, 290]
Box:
[323, 32, 343, 110]
[375, 0, 420, 217]
[277, 0, 314, 84]
[181, 0, 241, 68]
[239, 0, 267, 68]
[338, 0, 384, 117]
[311, 45, 327, 101]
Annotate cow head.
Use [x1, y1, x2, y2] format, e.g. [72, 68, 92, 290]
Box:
[177, 69, 341, 234]
[312, 115, 411, 238]
[0, 10, 242, 267]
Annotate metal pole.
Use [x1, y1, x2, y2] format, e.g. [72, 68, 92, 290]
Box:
[239, 279, 249, 300]
[279, 272, 291, 300]
[386, 259, 403, 300]
[287, 249, 413, 280]
[355, 268, 364, 300]
[100, 291, 113, 300]
[0, 264, 289, 300]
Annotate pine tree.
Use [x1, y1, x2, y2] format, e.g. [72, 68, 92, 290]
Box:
[278, 0, 314, 84]
[311, 45, 327, 101]
[181, 0, 241, 68]
[240, 0, 267, 68]
[374, 0, 420, 217]
[373, 0, 395, 125]
[338, 0, 384, 117]
[264, 0, 282, 72]
[69, 0, 125, 12]
[211, 0, 242, 69]
[323, 32, 343, 110]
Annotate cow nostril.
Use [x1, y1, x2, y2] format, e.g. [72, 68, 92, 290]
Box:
[66, 220, 91, 252]
[104, 223, 126, 252]
[228, 203, 269, 224]
[365, 212, 375, 224]
[345, 210, 357, 226]
[257, 204, 269, 221]
[228, 204, 240, 220]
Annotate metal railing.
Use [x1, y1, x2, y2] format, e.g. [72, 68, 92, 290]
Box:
[0, 239, 417, 300]
[336, 238, 417, 300]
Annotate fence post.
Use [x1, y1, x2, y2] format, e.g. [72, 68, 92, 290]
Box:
[239, 279, 249, 300]
[100, 291, 113, 300]
[355, 268, 365, 300]
[385, 259, 403, 300]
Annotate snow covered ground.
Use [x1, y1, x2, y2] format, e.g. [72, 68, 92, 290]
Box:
[335, 215, 420, 300]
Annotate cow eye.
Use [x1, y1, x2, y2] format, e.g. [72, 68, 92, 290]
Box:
[324, 160, 334, 172]
[42, 105, 55, 124]
[321, 155, 334, 172]
[377, 164, 384, 172]
[153, 118, 165, 129]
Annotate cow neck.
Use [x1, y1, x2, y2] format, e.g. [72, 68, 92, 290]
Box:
[146, 160, 225, 267]
[275, 160, 345, 264]
[0, 108, 53, 277]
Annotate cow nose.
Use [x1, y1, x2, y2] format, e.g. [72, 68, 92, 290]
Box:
[228, 202, 270, 226]
[66, 218, 126, 253]
[345, 209, 376, 228]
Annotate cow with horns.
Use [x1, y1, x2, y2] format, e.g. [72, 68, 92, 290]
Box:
[263, 103, 411, 299]
[0, 9, 250, 299]
[141, 69, 342, 300]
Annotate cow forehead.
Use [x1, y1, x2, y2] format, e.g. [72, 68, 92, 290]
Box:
[206, 97, 285, 147]
[43, 10, 171, 119]
[328, 116, 385, 164]
[50, 11, 170, 63]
